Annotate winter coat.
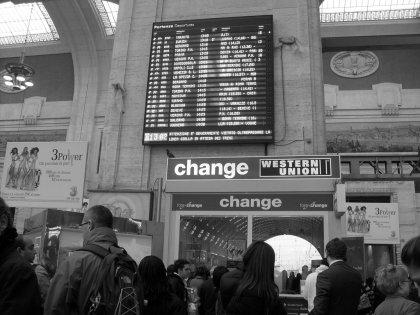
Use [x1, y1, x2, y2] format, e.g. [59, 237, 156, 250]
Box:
[0, 227, 42, 315]
[44, 227, 119, 315]
[168, 273, 188, 304]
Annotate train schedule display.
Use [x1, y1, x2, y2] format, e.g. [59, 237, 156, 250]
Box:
[143, 15, 274, 144]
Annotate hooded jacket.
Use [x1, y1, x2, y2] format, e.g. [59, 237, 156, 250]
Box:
[44, 227, 119, 315]
[302, 265, 329, 311]
[0, 227, 42, 315]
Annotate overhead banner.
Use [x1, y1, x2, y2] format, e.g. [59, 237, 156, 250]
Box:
[345, 203, 400, 244]
[172, 193, 333, 211]
[167, 155, 341, 180]
[1, 141, 88, 208]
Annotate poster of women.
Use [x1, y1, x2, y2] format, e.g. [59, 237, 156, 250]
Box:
[345, 203, 400, 244]
[1, 141, 88, 208]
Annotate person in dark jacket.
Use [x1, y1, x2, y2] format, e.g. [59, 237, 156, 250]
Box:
[225, 241, 287, 315]
[0, 197, 42, 315]
[138, 255, 187, 315]
[219, 265, 244, 309]
[310, 238, 362, 315]
[199, 265, 229, 315]
[168, 258, 191, 304]
[402, 235, 420, 298]
[44, 205, 134, 315]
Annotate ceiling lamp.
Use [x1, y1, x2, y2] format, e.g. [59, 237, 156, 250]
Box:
[2, 3, 35, 93]
[3, 52, 35, 91]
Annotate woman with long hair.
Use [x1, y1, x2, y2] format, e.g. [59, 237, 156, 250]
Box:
[138, 255, 187, 315]
[226, 241, 287, 315]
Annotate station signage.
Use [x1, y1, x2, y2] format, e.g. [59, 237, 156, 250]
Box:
[167, 155, 340, 180]
[172, 193, 333, 211]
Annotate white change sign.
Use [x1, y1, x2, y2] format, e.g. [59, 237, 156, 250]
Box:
[1, 141, 88, 208]
[345, 203, 399, 244]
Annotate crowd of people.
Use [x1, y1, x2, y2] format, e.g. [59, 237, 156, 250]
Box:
[2, 196, 420, 314]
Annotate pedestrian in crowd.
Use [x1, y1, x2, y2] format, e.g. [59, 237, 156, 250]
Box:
[168, 258, 191, 304]
[293, 272, 302, 293]
[310, 238, 362, 315]
[16, 235, 51, 311]
[138, 255, 187, 315]
[224, 241, 287, 315]
[302, 264, 310, 280]
[303, 258, 329, 312]
[219, 262, 244, 309]
[373, 264, 420, 315]
[286, 271, 296, 291]
[189, 264, 210, 295]
[402, 235, 420, 297]
[44, 205, 122, 314]
[0, 197, 42, 315]
[199, 265, 229, 315]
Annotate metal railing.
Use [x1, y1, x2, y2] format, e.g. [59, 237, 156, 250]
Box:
[320, 9, 419, 23]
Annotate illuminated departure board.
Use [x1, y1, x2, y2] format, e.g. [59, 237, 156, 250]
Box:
[143, 15, 273, 144]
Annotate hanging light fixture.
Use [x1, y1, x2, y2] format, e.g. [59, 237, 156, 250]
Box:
[2, 3, 35, 92]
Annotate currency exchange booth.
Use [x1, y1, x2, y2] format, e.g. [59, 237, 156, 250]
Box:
[165, 155, 341, 270]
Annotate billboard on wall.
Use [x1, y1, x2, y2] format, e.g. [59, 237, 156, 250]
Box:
[345, 203, 400, 244]
[167, 155, 341, 180]
[1, 142, 88, 208]
[172, 193, 333, 211]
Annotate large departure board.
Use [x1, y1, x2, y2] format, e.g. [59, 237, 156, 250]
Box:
[143, 15, 273, 144]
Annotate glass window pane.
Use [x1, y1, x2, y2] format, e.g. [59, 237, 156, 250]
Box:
[179, 216, 247, 267]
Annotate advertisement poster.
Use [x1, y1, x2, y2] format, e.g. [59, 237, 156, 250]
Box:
[1, 141, 88, 208]
[345, 203, 399, 244]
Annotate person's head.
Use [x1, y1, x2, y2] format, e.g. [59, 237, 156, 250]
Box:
[361, 206, 366, 212]
[237, 241, 278, 303]
[320, 257, 329, 267]
[30, 147, 39, 155]
[401, 235, 420, 294]
[166, 264, 176, 275]
[0, 197, 12, 234]
[80, 205, 113, 240]
[296, 273, 302, 280]
[347, 206, 353, 212]
[325, 238, 347, 263]
[16, 235, 36, 263]
[11, 147, 18, 155]
[302, 265, 308, 273]
[375, 264, 411, 298]
[195, 264, 210, 279]
[174, 258, 191, 279]
[138, 255, 167, 294]
[22, 147, 28, 154]
[212, 265, 229, 290]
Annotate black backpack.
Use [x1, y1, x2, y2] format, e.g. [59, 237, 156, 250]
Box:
[78, 244, 141, 315]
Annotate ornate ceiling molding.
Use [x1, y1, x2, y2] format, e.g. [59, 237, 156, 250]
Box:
[330, 51, 379, 78]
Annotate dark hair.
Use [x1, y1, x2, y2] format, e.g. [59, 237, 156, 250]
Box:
[30, 147, 39, 155]
[213, 266, 229, 290]
[195, 264, 210, 279]
[11, 147, 18, 154]
[321, 258, 329, 267]
[15, 235, 26, 250]
[236, 241, 278, 305]
[138, 256, 172, 311]
[325, 238, 347, 260]
[166, 264, 176, 275]
[402, 236, 420, 267]
[174, 258, 189, 273]
[86, 205, 113, 228]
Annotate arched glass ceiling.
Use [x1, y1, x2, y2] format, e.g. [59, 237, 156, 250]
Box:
[320, 0, 420, 22]
[0, 2, 59, 46]
[91, 0, 119, 36]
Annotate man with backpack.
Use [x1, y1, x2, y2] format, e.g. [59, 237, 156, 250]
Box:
[44, 205, 141, 315]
